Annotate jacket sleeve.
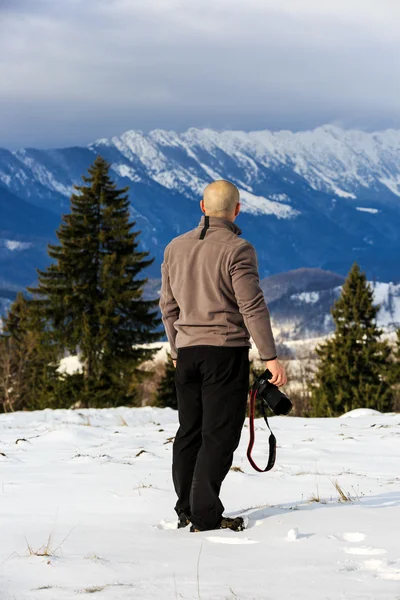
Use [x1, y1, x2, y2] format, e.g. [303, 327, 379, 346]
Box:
[159, 246, 180, 360]
[229, 242, 277, 361]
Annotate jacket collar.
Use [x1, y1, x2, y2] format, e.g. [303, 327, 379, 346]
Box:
[198, 215, 242, 236]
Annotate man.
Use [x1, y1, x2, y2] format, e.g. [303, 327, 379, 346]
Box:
[159, 180, 287, 533]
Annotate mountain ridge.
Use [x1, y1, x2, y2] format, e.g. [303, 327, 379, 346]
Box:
[1, 124, 400, 292]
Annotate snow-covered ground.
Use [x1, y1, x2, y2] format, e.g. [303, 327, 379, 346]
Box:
[0, 407, 399, 600]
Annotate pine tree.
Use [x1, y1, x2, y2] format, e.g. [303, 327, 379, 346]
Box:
[154, 351, 178, 409]
[0, 293, 61, 411]
[389, 328, 400, 381]
[308, 262, 393, 417]
[28, 156, 163, 407]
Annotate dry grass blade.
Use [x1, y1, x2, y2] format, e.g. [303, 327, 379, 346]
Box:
[83, 586, 106, 594]
[25, 524, 77, 557]
[331, 479, 352, 502]
[308, 486, 325, 503]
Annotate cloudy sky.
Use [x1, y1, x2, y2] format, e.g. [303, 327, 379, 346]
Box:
[1, 0, 400, 149]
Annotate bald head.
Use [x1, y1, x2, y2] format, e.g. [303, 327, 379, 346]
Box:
[201, 180, 240, 220]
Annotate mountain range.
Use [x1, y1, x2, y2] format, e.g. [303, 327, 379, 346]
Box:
[1, 124, 400, 336]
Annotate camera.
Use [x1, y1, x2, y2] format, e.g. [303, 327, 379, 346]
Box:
[255, 369, 292, 415]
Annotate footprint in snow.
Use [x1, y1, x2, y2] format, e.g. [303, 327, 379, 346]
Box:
[343, 546, 387, 556]
[329, 532, 366, 543]
[362, 558, 400, 581]
[205, 536, 258, 545]
[378, 570, 400, 581]
[362, 558, 387, 570]
[334, 532, 400, 580]
[337, 560, 360, 572]
[250, 519, 265, 528]
[155, 519, 177, 530]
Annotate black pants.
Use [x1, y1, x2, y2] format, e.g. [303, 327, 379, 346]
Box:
[172, 345, 250, 531]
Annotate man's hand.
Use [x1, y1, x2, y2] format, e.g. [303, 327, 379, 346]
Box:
[265, 358, 287, 387]
[173, 359, 177, 368]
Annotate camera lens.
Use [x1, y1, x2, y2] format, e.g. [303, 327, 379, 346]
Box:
[262, 383, 292, 415]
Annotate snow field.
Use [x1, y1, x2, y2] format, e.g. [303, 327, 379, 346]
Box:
[0, 407, 399, 600]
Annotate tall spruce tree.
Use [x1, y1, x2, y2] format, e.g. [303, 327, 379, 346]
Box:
[309, 262, 392, 417]
[29, 156, 163, 407]
[389, 328, 400, 380]
[154, 351, 178, 409]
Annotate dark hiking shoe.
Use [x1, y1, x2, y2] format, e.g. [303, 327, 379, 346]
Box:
[219, 517, 245, 532]
[190, 516, 245, 533]
[177, 511, 191, 529]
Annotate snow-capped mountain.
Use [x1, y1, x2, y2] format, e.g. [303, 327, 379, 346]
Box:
[1, 125, 400, 294]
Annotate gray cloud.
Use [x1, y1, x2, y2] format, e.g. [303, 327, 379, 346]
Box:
[1, 0, 400, 148]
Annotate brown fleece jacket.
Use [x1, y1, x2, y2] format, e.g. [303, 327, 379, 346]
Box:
[159, 215, 277, 361]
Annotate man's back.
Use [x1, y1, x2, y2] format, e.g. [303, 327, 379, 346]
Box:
[161, 180, 286, 533]
[159, 214, 277, 362]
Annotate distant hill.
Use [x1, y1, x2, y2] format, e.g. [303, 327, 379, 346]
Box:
[261, 269, 400, 340]
[145, 267, 400, 342]
[2, 267, 399, 341]
[260, 268, 345, 304]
